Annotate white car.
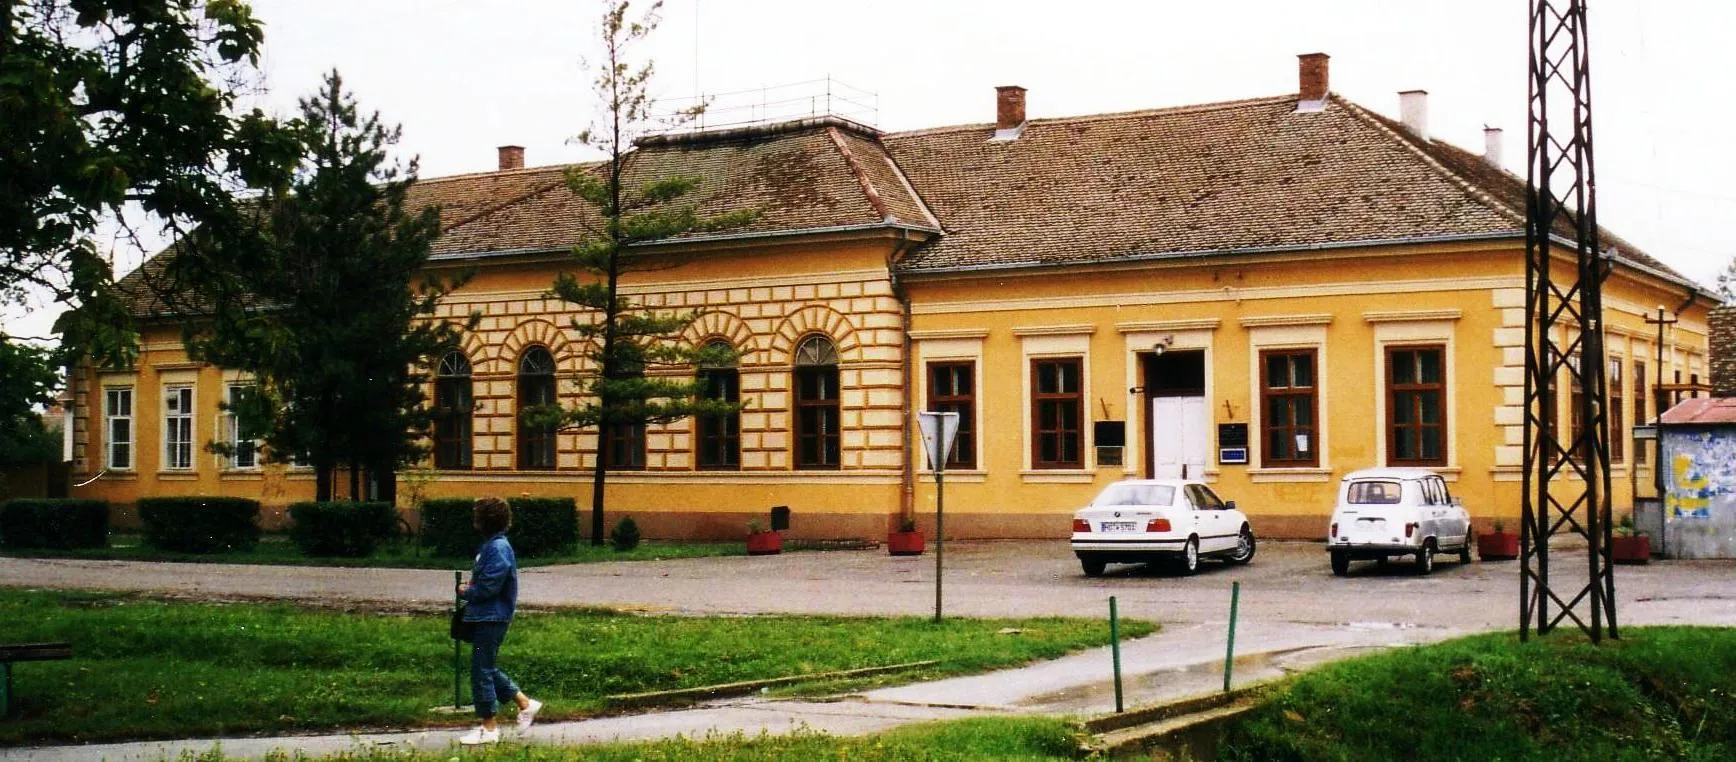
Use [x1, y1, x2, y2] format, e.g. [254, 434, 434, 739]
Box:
[1327, 467, 1473, 576]
[1070, 479, 1256, 576]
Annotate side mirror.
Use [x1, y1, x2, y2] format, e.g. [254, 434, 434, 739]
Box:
[1451, 496, 1463, 507]
[1225, 500, 1238, 511]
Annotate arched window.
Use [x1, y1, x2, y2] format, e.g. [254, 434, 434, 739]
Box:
[696, 340, 740, 469]
[434, 351, 473, 469]
[793, 335, 840, 469]
[517, 346, 557, 469]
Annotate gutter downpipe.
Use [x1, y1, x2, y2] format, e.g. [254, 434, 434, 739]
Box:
[888, 234, 919, 528]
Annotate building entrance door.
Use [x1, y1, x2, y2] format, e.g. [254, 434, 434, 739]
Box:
[1145, 350, 1208, 479]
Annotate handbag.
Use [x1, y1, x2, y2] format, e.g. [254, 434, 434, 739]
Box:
[450, 600, 475, 642]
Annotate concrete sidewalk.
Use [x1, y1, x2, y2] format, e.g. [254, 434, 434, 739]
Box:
[0, 616, 1461, 761]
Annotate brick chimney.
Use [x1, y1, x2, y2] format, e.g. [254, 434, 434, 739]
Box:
[1296, 53, 1329, 111]
[497, 145, 524, 171]
[990, 86, 1027, 141]
[1483, 126, 1503, 167]
[1399, 91, 1429, 140]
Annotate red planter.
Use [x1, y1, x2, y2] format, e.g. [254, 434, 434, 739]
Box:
[1478, 531, 1519, 561]
[887, 530, 925, 556]
[1612, 534, 1651, 564]
[745, 531, 783, 556]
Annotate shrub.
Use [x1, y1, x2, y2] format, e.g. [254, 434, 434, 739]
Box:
[287, 501, 397, 557]
[0, 499, 109, 549]
[421, 496, 578, 558]
[138, 496, 260, 553]
[610, 516, 642, 552]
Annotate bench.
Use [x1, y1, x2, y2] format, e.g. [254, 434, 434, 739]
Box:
[0, 642, 72, 716]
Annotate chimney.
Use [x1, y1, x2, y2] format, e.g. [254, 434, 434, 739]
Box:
[991, 86, 1027, 141]
[497, 145, 524, 171]
[1296, 53, 1329, 111]
[1398, 90, 1429, 140]
[1483, 126, 1504, 167]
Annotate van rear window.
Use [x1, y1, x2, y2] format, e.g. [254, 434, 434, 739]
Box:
[1348, 480, 1403, 504]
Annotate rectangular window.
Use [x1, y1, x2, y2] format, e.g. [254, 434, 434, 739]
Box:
[105, 388, 133, 470]
[696, 369, 740, 469]
[163, 386, 194, 470]
[1609, 358, 1624, 463]
[1260, 349, 1318, 467]
[1569, 354, 1586, 462]
[604, 422, 645, 470]
[1386, 346, 1446, 466]
[224, 384, 258, 469]
[1031, 358, 1083, 469]
[1634, 360, 1648, 464]
[794, 366, 841, 469]
[927, 361, 976, 470]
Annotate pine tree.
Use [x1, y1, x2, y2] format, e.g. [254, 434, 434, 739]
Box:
[546, 0, 754, 544]
[184, 71, 471, 501]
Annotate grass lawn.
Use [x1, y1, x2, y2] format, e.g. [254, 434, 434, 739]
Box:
[179, 717, 1092, 761]
[0, 533, 745, 569]
[1220, 626, 1736, 761]
[0, 589, 1155, 745]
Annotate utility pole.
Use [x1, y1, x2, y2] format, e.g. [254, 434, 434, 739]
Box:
[1644, 305, 1677, 495]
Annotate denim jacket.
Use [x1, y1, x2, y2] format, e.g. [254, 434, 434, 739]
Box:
[460, 532, 517, 622]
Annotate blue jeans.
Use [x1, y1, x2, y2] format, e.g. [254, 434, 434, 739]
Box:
[470, 621, 520, 719]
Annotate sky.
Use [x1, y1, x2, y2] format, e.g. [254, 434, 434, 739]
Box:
[7, 0, 1733, 339]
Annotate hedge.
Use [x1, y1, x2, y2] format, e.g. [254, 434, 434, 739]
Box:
[0, 499, 109, 549]
[138, 496, 261, 553]
[421, 496, 578, 558]
[287, 501, 398, 557]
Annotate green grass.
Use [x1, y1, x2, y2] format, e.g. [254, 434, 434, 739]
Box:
[180, 718, 1091, 761]
[0, 533, 745, 568]
[1220, 626, 1736, 761]
[0, 589, 1153, 745]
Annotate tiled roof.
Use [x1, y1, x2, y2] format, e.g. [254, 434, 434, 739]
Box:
[882, 94, 1687, 281]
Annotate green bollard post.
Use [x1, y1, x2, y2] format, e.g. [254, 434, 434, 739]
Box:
[1110, 596, 1124, 713]
[1224, 581, 1241, 693]
[453, 570, 463, 709]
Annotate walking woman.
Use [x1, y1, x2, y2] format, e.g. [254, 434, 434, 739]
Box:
[456, 497, 541, 745]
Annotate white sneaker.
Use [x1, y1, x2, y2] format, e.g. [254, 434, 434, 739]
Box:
[458, 726, 501, 745]
[517, 698, 543, 731]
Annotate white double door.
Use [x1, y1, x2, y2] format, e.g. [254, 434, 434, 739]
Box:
[1150, 396, 1208, 480]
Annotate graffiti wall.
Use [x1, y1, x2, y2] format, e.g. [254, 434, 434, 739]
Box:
[1659, 428, 1736, 559]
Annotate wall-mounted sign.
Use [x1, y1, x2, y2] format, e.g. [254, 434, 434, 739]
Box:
[1219, 447, 1249, 465]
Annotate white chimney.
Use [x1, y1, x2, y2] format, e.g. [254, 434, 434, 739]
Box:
[1399, 90, 1428, 140]
[1483, 126, 1503, 167]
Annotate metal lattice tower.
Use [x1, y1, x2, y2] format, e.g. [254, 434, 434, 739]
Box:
[1522, 0, 1616, 642]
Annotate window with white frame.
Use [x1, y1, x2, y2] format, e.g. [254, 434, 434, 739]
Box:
[224, 384, 258, 469]
[105, 388, 133, 470]
[164, 386, 194, 470]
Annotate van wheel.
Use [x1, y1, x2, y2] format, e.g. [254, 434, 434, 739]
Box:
[1416, 541, 1435, 576]
[1080, 555, 1107, 577]
[1176, 538, 1200, 575]
[1331, 551, 1349, 577]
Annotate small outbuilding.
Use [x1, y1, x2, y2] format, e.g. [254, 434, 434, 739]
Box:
[1651, 397, 1736, 559]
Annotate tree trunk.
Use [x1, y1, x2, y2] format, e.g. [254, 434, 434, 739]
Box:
[590, 432, 608, 546]
[349, 459, 360, 501]
[316, 464, 332, 501]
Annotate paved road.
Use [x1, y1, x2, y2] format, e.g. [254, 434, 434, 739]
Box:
[3, 540, 1732, 630]
[3, 542, 1733, 761]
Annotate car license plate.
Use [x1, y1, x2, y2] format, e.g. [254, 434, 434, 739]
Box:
[1101, 521, 1138, 532]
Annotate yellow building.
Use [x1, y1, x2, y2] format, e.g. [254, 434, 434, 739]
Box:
[69, 53, 1713, 539]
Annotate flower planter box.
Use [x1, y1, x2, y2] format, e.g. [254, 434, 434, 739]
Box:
[745, 531, 783, 556]
[887, 530, 925, 556]
[1612, 534, 1650, 564]
[1478, 531, 1519, 561]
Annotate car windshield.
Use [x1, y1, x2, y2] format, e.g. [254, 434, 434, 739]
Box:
[1091, 484, 1176, 507]
[1347, 480, 1404, 505]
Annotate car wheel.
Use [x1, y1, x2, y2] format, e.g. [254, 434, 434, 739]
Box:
[1375, 556, 1390, 569]
[1458, 532, 1473, 564]
[1080, 555, 1107, 577]
[1177, 537, 1200, 575]
[1331, 551, 1349, 577]
[1416, 541, 1435, 576]
[1228, 527, 1256, 565]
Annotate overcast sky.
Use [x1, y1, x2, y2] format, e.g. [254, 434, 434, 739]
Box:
[8, 0, 1733, 339]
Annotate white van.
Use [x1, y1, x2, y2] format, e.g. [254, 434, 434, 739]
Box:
[1327, 467, 1473, 576]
